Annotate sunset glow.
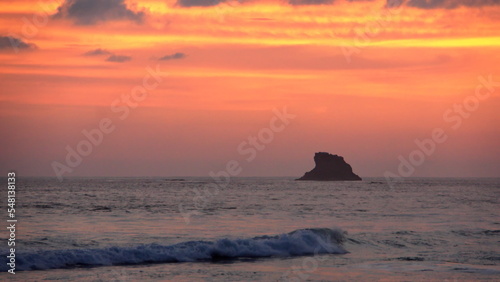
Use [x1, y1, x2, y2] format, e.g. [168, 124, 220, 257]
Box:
[1, 0, 499, 177]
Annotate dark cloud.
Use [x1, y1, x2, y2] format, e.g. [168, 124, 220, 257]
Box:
[83, 48, 112, 56]
[405, 0, 500, 9]
[176, 0, 226, 7]
[54, 0, 144, 25]
[288, 0, 334, 5]
[158, 52, 186, 61]
[106, 54, 131, 62]
[0, 36, 36, 52]
[83, 48, 130, 63]
[385, 0, 404, 8]
[175, 0, 499, 9]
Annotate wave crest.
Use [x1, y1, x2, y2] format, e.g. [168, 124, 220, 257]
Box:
[3, 228, 348, 271]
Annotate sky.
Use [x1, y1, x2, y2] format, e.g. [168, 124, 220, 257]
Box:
[0, 0, 499, 178]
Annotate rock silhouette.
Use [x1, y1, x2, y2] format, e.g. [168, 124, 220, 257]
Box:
[297, 152, 362, 181]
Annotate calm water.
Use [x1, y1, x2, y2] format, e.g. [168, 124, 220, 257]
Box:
[1, 177, 499, 281]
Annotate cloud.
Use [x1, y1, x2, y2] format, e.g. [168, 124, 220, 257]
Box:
[176, 0, 227, 7]
[106, 54, 132, 62]
[83, 48, 131, 62]
[288, 0, 334, 5]
[83, 48, 112, 56]
[0, 36, 37, 52]
[54, 0, 144, 25]
[385, 0, 404, 8]
[405, 0, 500, 9]
[158, 52, 186, 61]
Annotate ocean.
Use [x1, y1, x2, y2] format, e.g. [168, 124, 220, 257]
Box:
[1, 177, 499, 281]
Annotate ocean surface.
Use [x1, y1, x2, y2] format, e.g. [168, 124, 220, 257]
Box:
[1, 177, 499, 281]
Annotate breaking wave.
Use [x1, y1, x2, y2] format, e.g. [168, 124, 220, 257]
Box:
[3, 228, 348, 271]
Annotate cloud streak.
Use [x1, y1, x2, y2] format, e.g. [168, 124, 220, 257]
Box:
[0, 36, 37, 52]
[176, 0, 227, 7]
[83, 48, 112, 56]
[405, 0, 500, 9]
[54, 0, 144, 25]
[83, 48, 131, 62]
[288, 0, 334, 5]
[158, 52, 186, 61]
[106, 54, 132, 62]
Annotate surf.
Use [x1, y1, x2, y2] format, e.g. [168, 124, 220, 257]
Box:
[2, 228, 348, 271]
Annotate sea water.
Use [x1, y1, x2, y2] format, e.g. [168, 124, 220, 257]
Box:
[1, 177, 499, 281]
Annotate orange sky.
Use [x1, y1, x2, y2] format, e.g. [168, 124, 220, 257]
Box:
[0, 0, 499, 178]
